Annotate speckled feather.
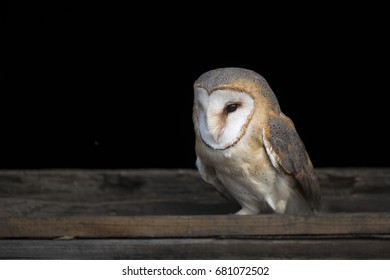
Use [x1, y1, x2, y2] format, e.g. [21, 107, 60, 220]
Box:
[263, 113, 321, 211]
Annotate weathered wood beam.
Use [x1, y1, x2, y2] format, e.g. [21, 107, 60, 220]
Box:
[0, 168, 390, 216]
[1, 168, 389, 195]
[1, 214, 390, 238]
[1, 238, 390, 260]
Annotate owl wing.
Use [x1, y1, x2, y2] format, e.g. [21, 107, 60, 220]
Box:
[262, 113, 321, 211]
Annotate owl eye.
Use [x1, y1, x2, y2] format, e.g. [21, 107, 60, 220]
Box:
[225, 103, 239, 114]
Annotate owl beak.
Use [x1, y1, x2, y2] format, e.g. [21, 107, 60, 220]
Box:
[206, 115, 223, 144]
[212, 131, 221, 143]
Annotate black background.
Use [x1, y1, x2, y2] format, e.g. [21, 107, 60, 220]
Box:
[2, 3, 389, 169]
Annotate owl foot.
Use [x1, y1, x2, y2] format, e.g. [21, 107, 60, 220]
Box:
[275, 200, 287, 214]
[234, 208, 259, 215]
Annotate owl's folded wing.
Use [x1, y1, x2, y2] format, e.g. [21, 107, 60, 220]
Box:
[262, 113, 321, 211]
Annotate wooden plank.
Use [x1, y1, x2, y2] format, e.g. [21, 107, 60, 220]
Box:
[1, 238, 390, 259]
[1, 194, 389, 218]
[1, 214, 390, 238]
[0, 169, 241, 217]
[317, 168, 390, 195]
[0, 195, 239, 217]
[1, 168, 390, 216]
[321, 195, 390, 213]
[1, 168, 390, 195]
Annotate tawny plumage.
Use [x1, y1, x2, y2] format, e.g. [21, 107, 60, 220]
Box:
[193, 67, 320, 215]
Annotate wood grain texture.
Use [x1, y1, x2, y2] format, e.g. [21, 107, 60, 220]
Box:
[1, 214, 390, 238]
[0, 168, 390, 217]
[0, 169, 240, 217]
[1, 168, 390, 260]
[1, 238, 390, 260]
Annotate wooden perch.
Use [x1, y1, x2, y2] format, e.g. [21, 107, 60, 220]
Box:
[0, 168, 390, 217]
[1, 214, 390, 238]
[0, 168, 389, 259]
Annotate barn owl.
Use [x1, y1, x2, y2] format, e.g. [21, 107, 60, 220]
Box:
[193, 67, 320, 215]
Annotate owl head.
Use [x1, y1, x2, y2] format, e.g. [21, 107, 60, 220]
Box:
[193, 67, 280, 150]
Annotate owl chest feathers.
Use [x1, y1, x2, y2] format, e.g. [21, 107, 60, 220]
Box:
[195, 130, 293, 213]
